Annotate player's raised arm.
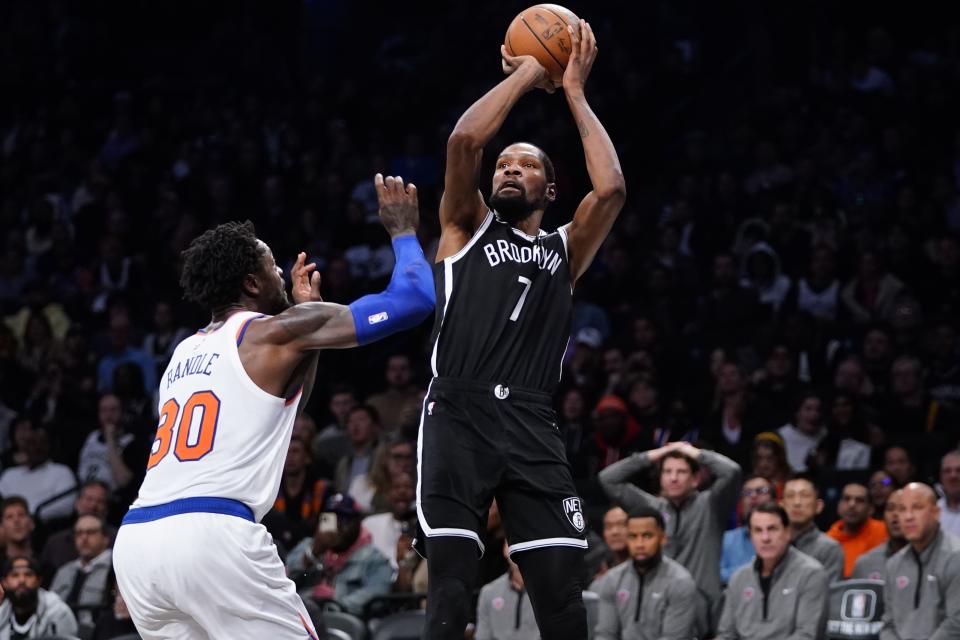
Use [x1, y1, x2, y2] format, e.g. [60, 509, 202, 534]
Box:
[560, 20, 626, 283]
[258, 175, 434, 355]
[438, 50, 552, 260]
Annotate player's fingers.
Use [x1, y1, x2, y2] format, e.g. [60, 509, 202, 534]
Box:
[406, 182, 418, 202]
[375, 173, 385, 191]
[567, 23, 580, 49]
[310, 270, 322, 295]
[394, 175, 403, 196]
[587, 22, 597, 53]
[383, 175, 396, 195]
[293, 251, 305, 271]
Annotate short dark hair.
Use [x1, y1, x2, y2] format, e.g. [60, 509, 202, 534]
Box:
[784, 473, 820, 497]
[80, 479, 111, 496]
[348, 404, 380, 425]
[627, 505, 665, 530]
[180, 220, 263, 311]
[1, 496, 30, 518]
[1, 555, 40, 577]
[746, 502, 789, 529]
[662, 450, 700, 474]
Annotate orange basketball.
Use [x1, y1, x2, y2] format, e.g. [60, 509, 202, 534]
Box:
[504, 4, 580, 86]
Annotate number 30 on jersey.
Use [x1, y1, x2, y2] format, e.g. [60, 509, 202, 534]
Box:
[147, 390, 221, 469]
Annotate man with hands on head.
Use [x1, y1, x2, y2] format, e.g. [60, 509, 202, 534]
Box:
[599, 440, 742, 628]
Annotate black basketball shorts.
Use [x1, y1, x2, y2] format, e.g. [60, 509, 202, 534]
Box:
[414, 377, 587, 558]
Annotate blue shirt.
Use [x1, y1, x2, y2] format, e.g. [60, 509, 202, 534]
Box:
[720, 526, 755, 584]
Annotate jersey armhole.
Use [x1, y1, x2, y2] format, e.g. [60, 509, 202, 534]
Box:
[557, 225, 570, 261]
[447, 210, 494, 264]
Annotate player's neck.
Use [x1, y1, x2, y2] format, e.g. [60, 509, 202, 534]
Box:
[210, 302, 253, 325]
[513, 211, 544, 238]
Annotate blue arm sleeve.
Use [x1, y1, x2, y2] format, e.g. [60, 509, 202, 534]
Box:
[348, 234, 435, 345]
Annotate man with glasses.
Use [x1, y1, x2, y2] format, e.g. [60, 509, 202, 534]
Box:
[50, 515, 112, 627]
[721, 476, 775, 584]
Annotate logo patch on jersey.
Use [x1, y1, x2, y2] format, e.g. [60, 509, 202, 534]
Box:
[427, 401, 435, 416]
[367, 311, 389, 325]
[616, 589, 630, 603]
[493, 384, 510, 400]
[868, 571, 881, 580]
[492, 597, 505, 611]
[896, 576, 909, 590]
[743, 587, 755, 601]
[563, 497, 585, 532]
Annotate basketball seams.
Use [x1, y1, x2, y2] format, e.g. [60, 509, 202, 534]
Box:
[519, 15, 565, 75]
[540, 5, 573, 28]
[506, 27, 515, 56]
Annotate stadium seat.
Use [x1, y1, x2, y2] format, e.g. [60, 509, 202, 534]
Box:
[825, 578, 884, 640]
[323, 610, 368, 640]
[583, 590, 599, 640]
[369, 610, 425, 640]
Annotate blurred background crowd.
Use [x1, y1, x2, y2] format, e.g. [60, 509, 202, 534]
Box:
[0, 1, 959, 639]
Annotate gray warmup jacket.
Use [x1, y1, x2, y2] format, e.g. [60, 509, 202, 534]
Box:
[475, 573, 539, 640]
[599, 450, 741, 607]
[0, 588, 79, 640]
[594, 555, 701, 640]
[793, 526, 844, 583]
[716, 546, 828, 640]
[880, 528, 960, 640]
[851, 540, 902, 581]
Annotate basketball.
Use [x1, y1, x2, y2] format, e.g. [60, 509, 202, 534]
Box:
[504, 4, 580, 86]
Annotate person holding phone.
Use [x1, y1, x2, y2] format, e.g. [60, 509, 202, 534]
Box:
[285, 493, 393, 615]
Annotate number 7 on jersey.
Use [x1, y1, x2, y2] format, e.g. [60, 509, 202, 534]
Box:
[509, 276, 532, 321]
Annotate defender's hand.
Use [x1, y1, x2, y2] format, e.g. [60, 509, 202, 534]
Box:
[375, 173, 419, 238]
[562, 20, 597, 94]
[291, 252, 322, 304]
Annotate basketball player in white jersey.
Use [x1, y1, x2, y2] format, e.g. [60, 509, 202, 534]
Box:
[112, 174, 434, 640]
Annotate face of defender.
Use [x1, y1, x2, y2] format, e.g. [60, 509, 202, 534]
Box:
[490, 144, 556, 214]
[255, 240, 291, 314]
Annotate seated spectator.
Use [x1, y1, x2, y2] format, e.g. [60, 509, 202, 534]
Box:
[1, 498, 45, 577]
[334, 405, 380, 496]
[721, 476, 776, 584]
[311, 386, 357, 473]
[593, 506, 630, 581]
[77, 393, 147, 495]
[582, 394, 648, 475]
[40, 480, 114, 572]
[141, 300, 190, 378]
[880, 483, 960, 639]
[702, 362, 761, 468]
[0, 415, 33, 470]
[0, 556, 79, 638]
[594, 506, 701, 640]
[868, 470, 895, 514]
[840, 250, 905, 324]
[749, 433, 789, 498]
[91, 571, 138, 640]
[716, 503, 828, 640]
[777, 391, 827, 472]
[49, 515, 112, 627]
[784, 245, 843, 324]
[599, 441, 741, 624]
[272, 437, 333, 544]
[807, 392, 873, 473]
[558, 387, 591, 476]
[826, 482, 888, 577]
[475, 541, 538, 640]
[937, 450, 960, 538]
[365, 354, 421, 433]
[739, 241, 792, 317]
[0, 425, 76, 522]
[361, 435, 415, 514]
[782, 476, 844, 582]
[852, 489, 906, 580]
[362, 471, 416, 572]
[95, 310, 156, 395]
[883, 445, 917, 488]
[285, 493, 392, 616]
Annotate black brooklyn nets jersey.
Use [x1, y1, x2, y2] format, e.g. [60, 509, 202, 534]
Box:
[430, 210, 573, 393]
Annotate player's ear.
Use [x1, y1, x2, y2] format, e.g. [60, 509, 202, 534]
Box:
[546, 183, 557, 203]
[242, 273, 261, 298]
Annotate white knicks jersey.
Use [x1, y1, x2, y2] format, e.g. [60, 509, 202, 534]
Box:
[132, 310, 300, 522]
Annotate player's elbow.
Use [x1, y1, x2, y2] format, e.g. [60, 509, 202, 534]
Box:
[447, 129, 484, 154]
[400, 267, 436, 321]
[594, 174, 627, 205]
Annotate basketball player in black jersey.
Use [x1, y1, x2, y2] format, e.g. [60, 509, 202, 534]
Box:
[416, 20, 625, 640]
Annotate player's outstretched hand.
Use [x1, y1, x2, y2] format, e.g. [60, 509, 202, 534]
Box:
[500, 45, 554, 93]
[562, 19, 597, 94]
[291, 251, 322, 304]
[375, 173, 419, 238]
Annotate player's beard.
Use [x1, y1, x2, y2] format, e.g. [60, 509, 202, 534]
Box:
[632, 550, 662, 573]
[9, 586, 39, 610]
[491, 188, 538, 225]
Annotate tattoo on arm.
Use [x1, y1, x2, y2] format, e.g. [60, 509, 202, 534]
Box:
[577, 119, 590, 138]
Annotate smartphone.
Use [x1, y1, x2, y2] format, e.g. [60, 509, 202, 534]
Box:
[319, 513, 338, 533]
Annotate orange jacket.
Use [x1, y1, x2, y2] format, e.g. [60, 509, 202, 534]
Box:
[826, 518, 888, 577]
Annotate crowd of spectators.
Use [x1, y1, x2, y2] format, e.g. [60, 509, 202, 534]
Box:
[1, 1, 960, 639]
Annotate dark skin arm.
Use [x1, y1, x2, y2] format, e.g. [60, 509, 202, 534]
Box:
[438, 54, 552, 262]
[558, 21, 626, 282]
[239, 174, 423, 398]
